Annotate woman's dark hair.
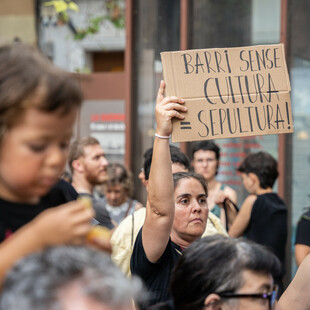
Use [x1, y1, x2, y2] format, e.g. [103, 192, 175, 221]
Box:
[144, 146, 190, 181]
[191, 141, 220, 161]
[237, 151, 278, 189]
[170, 147, 190, 171]
[173, 171, 207, 196]
[169, 235, 281, 310]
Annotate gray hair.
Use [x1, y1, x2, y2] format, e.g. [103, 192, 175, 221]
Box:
[0, 245, 143, 310]
[170, 235, 281, 310]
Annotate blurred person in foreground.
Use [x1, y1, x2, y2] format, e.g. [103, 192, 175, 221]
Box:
[279, 253, 310, 310]
[151, 235, 281, 310]
[294, 207, 310, 266]
[0, 245, 143, 310]
[0, 42, 95, 286]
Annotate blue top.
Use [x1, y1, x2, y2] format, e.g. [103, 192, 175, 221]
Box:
[210, 183, 226, 218]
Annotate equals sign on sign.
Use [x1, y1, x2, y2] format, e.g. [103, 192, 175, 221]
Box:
[180, 121, 191, 130]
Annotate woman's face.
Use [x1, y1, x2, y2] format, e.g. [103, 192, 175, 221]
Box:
[104, 184, 127, 207]
[191, 150, 218, 181]
[172, 177, 208, 243]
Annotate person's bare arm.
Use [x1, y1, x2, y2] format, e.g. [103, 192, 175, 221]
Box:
[295, 244, 310, 267]
[224, 186, 237, 204]
[142, 80, 186, 263]
[279, 254, 310, 310]
[0, 201, 94, 287]
[228, 195, 256, 238]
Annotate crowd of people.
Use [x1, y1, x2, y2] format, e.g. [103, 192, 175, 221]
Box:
[0, 41, 309, 310]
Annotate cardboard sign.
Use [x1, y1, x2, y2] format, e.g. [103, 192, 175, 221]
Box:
[161, 44, 293, 143]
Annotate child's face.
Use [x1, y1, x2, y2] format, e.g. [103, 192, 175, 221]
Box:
[104, 184, 127, 207]
[241, 172, 255, 193]
[0, 107, 78, 203]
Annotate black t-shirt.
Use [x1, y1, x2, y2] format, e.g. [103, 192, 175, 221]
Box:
[130, 228, 183, 308]
[0, 179, 77, 242]
[295, 210, 310, 246]
[244, 193, 287, 276]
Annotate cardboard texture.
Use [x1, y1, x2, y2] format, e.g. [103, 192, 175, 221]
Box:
[161, 44, 293, 143]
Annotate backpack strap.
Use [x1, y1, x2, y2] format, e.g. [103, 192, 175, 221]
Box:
[223, 198, 239, 231]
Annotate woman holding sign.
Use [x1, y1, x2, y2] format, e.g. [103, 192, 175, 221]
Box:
[130, 81, 209, 309]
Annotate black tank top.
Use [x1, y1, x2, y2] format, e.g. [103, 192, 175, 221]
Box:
[244, 193, 287, 276]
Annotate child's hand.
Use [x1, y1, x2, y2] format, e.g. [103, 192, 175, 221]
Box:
[86, 225, 113, 254]
[88, 237, 112, 254]
[32, 201, 95, 247]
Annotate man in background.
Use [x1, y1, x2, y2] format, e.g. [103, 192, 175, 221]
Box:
[68, 137, 114, 229]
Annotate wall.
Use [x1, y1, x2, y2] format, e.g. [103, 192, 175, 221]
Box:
[0, 0, 36, 43]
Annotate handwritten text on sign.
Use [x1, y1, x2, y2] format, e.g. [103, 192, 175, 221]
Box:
[161, 44, 293, 142]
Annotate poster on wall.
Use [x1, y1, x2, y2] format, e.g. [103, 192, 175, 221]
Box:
[161, 44, 293, 143]
[79, 100, 125, 163]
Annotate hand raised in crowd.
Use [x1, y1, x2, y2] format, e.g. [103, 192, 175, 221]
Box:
[155, 80, 187, 137]
[140, 80, 187, 263]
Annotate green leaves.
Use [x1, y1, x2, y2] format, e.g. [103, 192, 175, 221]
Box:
[43, 0, 79, 14]
[73, 16, 105, 40]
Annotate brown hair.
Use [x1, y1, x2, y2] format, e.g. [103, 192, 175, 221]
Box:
[0, 42, 83, 140]
[173, 171, 208, 196]
[103, 163, 134, 197]
[68, 136, 100, 173]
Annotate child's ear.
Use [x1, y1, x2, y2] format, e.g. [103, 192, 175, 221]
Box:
[204, 293, 222, 309]
[145, 180, 149, 191]
[72, 158, 84, 173]
[248, 172, 259, 185]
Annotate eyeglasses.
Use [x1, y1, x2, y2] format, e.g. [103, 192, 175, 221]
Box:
[216, 286, 278, 310]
